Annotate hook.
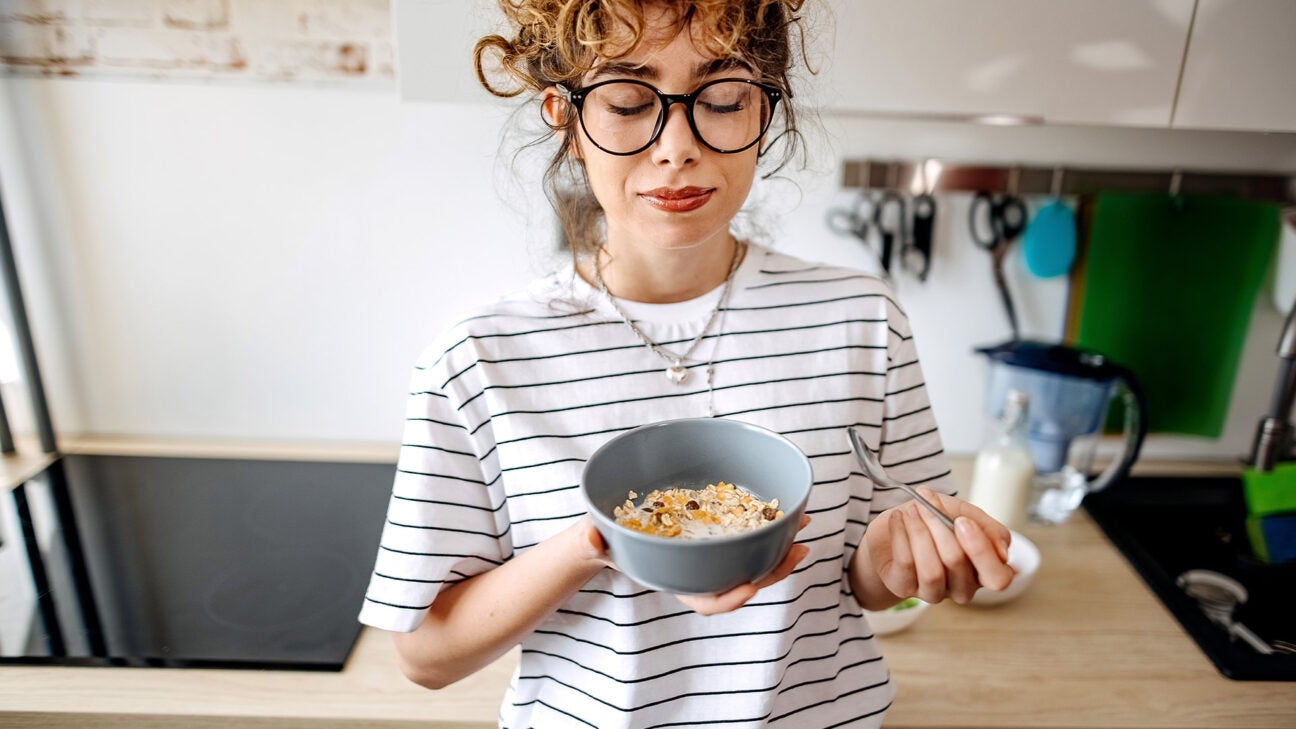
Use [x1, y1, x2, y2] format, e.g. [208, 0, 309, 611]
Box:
[1169, 169, 1183, 196]
[1050, 167, 1065, 199]
[923, 159, 943, 195]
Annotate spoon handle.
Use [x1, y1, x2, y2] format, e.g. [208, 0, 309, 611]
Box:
[848, 426, 957, 531]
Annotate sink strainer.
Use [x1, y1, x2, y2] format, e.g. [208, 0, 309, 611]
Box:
[1176, 569, 1278, 655]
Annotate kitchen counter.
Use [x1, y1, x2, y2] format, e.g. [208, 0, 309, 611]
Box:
[3, 512, 1294, 727]
[2, 445, 1294, 727]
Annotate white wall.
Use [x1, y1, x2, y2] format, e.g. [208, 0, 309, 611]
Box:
[1, 74, 1294, 459]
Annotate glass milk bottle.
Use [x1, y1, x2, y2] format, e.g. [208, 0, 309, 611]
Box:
[967, 389, 1035, 531]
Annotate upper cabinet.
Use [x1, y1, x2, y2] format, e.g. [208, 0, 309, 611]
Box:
[392, 0, 1295, 134]
[1172, 0, 1296, 133]
[806, 0, 1196, 127]
[394, 0, 501, 105]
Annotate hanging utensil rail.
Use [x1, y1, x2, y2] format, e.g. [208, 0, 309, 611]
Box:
[842, 159, 1296, 203]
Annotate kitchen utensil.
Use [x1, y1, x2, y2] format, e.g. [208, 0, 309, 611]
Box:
[871, 189, 906, 278]
[1070, 194, 1280, 436]
[1022, 199, 1076, 278]
[901, 192, 936, 281]
[969, 190, 1028, 340]
[826, 190, 874, 241]
[975, 340, 1147, 524]
[827, 190, 891, 278]
[847, 426, 955, 530]
[1177, 569, 1275, 655]
[581, 418, 812, 595]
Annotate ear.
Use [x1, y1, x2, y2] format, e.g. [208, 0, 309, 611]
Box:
[540, 87, 566, 127]
[541, 86, 582, 160]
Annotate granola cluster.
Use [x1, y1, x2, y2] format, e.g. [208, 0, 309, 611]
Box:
[613, 481, 784, 539]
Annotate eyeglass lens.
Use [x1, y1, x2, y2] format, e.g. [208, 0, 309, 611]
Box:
[580, 81, 771, 154]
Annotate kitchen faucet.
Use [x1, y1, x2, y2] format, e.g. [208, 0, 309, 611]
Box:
[1250, 303, 1296, 472]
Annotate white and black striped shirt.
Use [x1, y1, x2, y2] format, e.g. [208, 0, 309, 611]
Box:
[359, 244, 955, 728]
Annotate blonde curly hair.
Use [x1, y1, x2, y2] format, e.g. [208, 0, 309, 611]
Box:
[473, 0, 807, 258]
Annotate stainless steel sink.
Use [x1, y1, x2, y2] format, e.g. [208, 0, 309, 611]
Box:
[1084, 475, 1296, 681]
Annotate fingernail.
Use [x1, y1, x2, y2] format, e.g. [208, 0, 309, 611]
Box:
[955, 516, 975, 539]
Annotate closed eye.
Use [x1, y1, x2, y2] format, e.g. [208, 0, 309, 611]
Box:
[606, 102, 655, 117]
[700, 100, 745, 114]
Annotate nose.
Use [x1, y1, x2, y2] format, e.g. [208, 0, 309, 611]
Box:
[651, 100, 699, 167]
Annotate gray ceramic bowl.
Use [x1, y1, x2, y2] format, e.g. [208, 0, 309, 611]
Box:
[581, 417, 812, 595]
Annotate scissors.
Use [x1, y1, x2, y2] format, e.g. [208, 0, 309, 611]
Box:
[826, 190, 875, 241]
[901, 192, 936, 281]
[827, 190, 900, 279]
[870, 190, 905, 279]
[969, 190, 1028, 339]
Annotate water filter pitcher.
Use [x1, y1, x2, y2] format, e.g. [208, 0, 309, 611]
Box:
[976, 340, 1148, 522]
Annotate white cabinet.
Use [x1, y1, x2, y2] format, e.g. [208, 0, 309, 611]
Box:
[394, 0, 501, 104]
[391, 0, 1294, 135]
[807, 0, 1196, 127]
[1172, 0, 1296, 133]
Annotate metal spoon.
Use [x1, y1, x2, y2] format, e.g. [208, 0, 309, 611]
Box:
[847, 426, 956, 530]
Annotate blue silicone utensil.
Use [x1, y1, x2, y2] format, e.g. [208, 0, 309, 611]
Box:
[1022, 199, 1077, 278]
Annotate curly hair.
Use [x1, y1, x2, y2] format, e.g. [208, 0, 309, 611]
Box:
[473, 1, 808, 259]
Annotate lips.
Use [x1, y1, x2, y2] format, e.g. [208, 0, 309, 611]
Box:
[640, 186, 715, 213]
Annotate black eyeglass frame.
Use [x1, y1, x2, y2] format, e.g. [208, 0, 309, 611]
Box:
[557, 77, 783, 156]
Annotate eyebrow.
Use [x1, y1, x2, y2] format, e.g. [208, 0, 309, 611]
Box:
[587, 57, 753, 84]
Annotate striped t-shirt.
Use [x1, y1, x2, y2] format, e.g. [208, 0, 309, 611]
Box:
[359, 243, 955, 728]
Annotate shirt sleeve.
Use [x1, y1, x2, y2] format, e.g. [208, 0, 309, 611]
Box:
[358, 344, 510, 633]
[871, 296, 957, 517]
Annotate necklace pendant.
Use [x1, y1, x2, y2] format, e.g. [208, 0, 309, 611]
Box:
[666, 363, 689, 385]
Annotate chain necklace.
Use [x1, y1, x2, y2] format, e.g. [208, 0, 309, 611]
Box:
[593, 242, 744, 388]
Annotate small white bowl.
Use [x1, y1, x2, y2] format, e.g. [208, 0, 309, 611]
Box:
[970, 530, 1041, 606]
[865, 598, 930, 635]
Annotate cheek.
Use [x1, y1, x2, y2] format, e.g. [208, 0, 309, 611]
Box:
[723, 155, 759, 199]
[582, 156, 635, 205]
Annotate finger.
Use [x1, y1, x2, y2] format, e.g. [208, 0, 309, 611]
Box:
[954, 516, 1015, 591]
[754, 543, 809, 589]
[678, 584, 757, 616]
[937, 494, 1011, 562]
[585, 521, 605, 552]
[878, 508, 916, 597]
[901, 504, 947, 603]
[675, 542, 809, 616]
[914, 488, 977, 604]
[797, 514, 812, 532]
[870, 508, 912, 594]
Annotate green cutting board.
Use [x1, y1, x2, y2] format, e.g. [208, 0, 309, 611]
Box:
[1073, 194, 1279, 437]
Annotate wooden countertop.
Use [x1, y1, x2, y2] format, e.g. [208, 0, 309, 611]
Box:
[3, 514, 1294, 727]
[1, 444, 1293, 727]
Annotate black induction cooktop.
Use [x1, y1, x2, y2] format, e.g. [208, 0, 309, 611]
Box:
[0, 453, 393, 671]
[1084, 475, 1296, 681]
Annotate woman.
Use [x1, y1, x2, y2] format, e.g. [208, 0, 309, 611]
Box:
[359, 2, 1014, 726]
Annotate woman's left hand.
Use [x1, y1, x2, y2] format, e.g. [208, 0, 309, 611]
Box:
[675, 515, 812, 616]
[863, 488, 1014, 606]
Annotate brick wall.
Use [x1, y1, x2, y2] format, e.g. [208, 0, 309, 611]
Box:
[0, 0, 394, 84]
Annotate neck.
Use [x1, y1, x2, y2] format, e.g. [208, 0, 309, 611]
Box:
[585, 237, 744, 304]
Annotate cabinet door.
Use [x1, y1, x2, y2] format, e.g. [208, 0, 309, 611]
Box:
[1172, 0, 1296, 133]
[394, 0, 502, 104]
[807, 0, 1195, 127]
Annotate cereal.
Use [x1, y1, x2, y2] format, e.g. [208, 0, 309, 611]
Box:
[612, 481, 784, 539]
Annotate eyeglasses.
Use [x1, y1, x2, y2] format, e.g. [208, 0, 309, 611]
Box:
[558, 78, 782, 156]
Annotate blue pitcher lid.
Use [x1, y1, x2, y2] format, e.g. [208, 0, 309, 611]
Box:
[974, 339, 1123, 381]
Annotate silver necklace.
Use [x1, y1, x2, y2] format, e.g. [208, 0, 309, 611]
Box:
[593, 242, 743, 387]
